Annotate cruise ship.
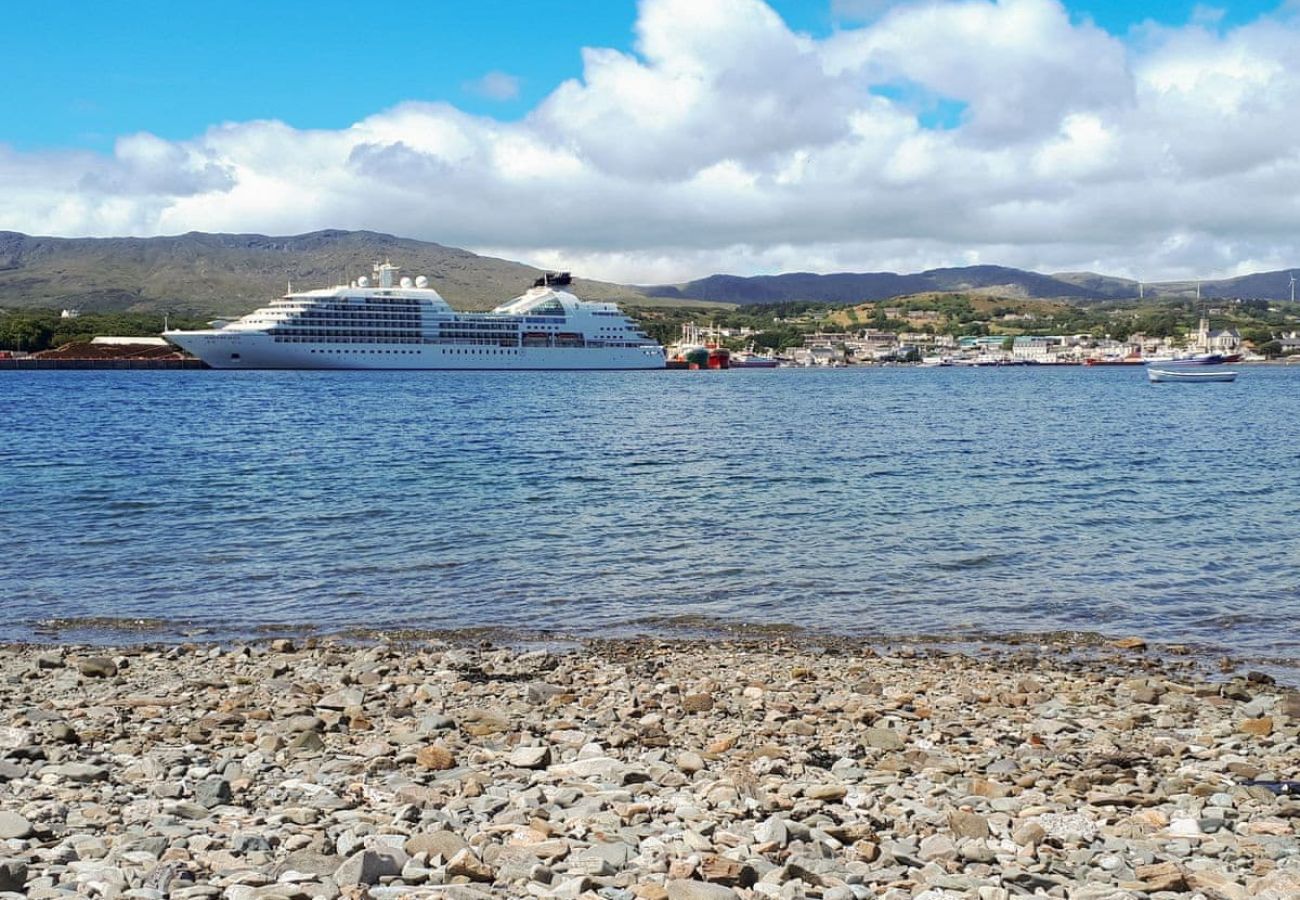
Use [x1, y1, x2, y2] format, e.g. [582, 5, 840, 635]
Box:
[163, 264, 665, 370]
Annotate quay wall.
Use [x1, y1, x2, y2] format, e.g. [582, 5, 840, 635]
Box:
[0, 358, 208, 370]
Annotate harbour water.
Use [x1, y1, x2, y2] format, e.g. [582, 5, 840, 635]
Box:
[3, 366, 1299, 664]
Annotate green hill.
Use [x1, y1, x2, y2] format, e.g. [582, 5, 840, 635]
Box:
[0, 229, 651, 316]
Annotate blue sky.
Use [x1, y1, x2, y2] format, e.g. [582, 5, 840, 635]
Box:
[2, 0, 1287, 151]
[4, 0, 1300, 283]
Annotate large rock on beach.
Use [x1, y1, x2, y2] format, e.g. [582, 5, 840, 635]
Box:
[406, 829, 469, 860]
[334, 848, 407, 887]
[77, 656, 118, 677]
[508, 744, 551, 768]
[0, 810, 33, 839]
[666, 880, 739, 900]
[0, 859, 28, 893]
[416, 744, 456, 770]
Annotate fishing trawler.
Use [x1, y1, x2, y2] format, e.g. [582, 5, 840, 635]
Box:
[665, 322, 731, 369]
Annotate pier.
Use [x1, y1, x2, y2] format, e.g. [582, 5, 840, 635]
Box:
[0, 358, 207, 370]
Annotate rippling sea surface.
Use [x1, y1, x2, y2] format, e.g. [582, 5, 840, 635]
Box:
[3, 366, 1299, 660]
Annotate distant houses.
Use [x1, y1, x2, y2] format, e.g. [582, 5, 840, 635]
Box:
[769, 305, 1280, 366]
[1277, 332, 1300, 353]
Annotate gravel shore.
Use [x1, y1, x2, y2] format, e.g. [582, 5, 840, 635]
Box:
[0, 637, 1296, 899]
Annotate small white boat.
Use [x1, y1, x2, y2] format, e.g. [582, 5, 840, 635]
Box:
[919, 355, 953, 367]
[1147, 367, 1237, 383]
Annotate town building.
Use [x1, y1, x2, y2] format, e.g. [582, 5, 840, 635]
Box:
[1011, 336, 1061, 362]
[1190, 316, 1240, 353]
[1277, 332, 1300, 353]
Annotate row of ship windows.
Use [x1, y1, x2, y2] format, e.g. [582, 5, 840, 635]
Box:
[273, 334, 556, 343]
[275, 336, 650, 349]
[297, 313, 421, 321]
[306, 349, 422, 355]
[273, 329, 422, 336]
[268, 304, 422, 311]
[281, 339, 536, 346]
[302, 348, 524, 356]
[263, 316, 568, 327]
[288, 316, 421, 324]
[270, 321, 529, 331]
[301, 300, 424, 308]
[273, 336, 424, 343]
[270, 307, 422, 316]
[274, 336, 627, 347]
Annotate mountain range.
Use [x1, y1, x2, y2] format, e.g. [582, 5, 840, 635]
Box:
[0, 230, 647, 316]
[646, 265, 1300, 305]
[1, 229, 1297, 314]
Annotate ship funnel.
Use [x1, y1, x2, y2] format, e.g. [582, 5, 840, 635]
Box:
[374, 261, 400, 288]
[533, 271, 572, 288]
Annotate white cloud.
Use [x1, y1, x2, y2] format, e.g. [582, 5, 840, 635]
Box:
[3, 0, 1300, 285]
[464, 70, 522, 102]
[830, 0, 916, 22]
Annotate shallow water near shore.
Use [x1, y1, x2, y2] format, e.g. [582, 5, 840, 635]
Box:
[4, 365, 1300, 662]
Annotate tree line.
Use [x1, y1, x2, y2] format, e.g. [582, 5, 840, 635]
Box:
[0, 309, 207, 352]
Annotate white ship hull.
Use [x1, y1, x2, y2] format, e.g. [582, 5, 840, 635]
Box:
[163, 265, 665, 370]
[167, 331, 666, 370]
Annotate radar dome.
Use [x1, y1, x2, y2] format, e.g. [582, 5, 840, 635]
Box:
[415, 275, 429, 288]
[357, 276, 370, 288]
[400, 276, 413, 288]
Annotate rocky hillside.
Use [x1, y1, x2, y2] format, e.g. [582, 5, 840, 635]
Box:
[0, 230, 647, 315]
[649, 264, 1300, 305]
[645, 265, 1116, 305]
[5, 228, 1298, 313]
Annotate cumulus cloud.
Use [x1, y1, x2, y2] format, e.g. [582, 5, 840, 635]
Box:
[463, 70, 522, 101]
[831, 0, 920, 23]
[3, 0, 1300, 283]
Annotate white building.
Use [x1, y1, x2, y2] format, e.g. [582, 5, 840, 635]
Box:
[1191, 316, 1240, 353]
[1277, 332, 1300, 353]
[1011, 336, 1061, 362]
[91, 336, 171, 347]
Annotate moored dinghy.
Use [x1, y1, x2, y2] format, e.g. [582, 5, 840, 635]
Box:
[1147, 367, 1238, 383]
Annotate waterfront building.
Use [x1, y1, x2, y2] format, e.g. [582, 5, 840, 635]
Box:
[958, 335, 1007, 351]
[860, 329, 897, 346]
[1011, 336, 1061, 362]
[1277, 332, 1300, 353]
[90, 336, 171, 347]
[1191, 316, 1241, 354]
[802, 331, 847, 348]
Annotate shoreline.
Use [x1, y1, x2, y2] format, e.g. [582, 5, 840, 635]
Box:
[3, 359, 1298, 372]
[1, 638, 1296, 899]
[10, 617, 1298, 690]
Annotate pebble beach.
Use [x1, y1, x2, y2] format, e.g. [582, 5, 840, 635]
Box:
[0, 637, 1297, 900]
